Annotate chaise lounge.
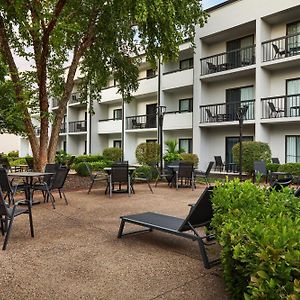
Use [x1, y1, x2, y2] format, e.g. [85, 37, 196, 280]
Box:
[117, 186, 220, 269]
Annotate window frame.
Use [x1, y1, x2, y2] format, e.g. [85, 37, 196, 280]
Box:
[285, 135, 300, 163]
[113, 108, 122, 120]
[178, 138, 192, 154]
[179, 58, 193, 70]
[113, 140, 122, 148]
[179, 98, 193, 113]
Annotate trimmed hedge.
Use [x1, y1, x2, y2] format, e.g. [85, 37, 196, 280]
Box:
[103, 148, 122, 162]
[74, 161, 111, 176]
[180, 153, 199, 167]
[266, 163, 280, 173]
[278, 163, 300, 176]
[74, 154, 103, 164]
[211, 179, 300, 299]
[135, 142, 160, 166]
[232, 141, 271, 174]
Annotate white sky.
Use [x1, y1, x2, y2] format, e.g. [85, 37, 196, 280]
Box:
[203, 0, 226, 9]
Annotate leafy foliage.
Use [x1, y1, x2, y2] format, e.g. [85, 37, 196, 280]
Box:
[135, 142, 160, 165]
[55, 150, 72, 165]
[163, 140, 183, 164]
[74, 161, 110, 176]
[102, 148, 122, 162]
[266, 163, 280, 173]
[211, 179, 300, 299]
[278, 163, 300, 176]
[73, 154, 104, 164]
[232, 141, 271, 174]
[180, 153, 199, 167]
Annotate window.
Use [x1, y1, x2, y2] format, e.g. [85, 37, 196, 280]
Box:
[179, 58, 193, 70]
[286, 136, 300, 162]
[146, 139, 157, 143]
[179, 138, 192, 153]
[179, 98, 193, 112]
[287, 21, 300, 54]
[71, 94, 78, 103]
[113, 109, 122, 120]
[287, 78, 300, 116]
[113, 140, 122, 148]
[146, 69, 155, 78]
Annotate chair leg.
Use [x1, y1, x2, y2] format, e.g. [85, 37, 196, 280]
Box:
[88, 179, 94, 194]
[176, 173, 178, 190]
[60, 188, 68, 205]
[154, 175, 160, 187]
[128, 176, 131, 197]
[58, 190, 62, 199]
[0, 218, 4, 236]
[3, 216, 14, 250]
[48, 192, 56, 209]
[109, 179, 112, 198]
[28, 203, 34, 237]
[117, 220, 125, 238]
[147, 180, 153, 193]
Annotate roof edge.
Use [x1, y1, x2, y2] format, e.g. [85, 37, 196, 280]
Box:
[205, 0, 240, 13]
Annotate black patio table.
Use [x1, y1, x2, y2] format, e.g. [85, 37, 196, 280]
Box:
[269, 171, 291, 185]
[8, 172, 54, 206]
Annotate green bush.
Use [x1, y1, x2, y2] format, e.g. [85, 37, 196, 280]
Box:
[74, 162, 90, 176]
[73, 154, 103, 164]
[278, 163, 300, 176]
[266, 163, 280, 173]
[232, 141, 271, 174]
[211, 179, 300, 299]
[133, 165, 157, 180]
[102, 148, 122, 162]
[180, 153, 199, 167]
[89, 161, 111, 171]
[10, 158, 26, 166]
[163, 140, 183, 164]
[135, 142, 160, 166]
[7, 150, 19, 158]
[55, 150, 71, 165]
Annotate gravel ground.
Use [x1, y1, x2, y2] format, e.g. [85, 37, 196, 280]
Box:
[0, 182, 228, 300]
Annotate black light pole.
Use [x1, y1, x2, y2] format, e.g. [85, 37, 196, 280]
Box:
[157, 105, 166, 173]
[236, 105, 249, 180]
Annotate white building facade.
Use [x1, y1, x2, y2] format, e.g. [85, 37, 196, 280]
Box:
[20, 0, 300, 170]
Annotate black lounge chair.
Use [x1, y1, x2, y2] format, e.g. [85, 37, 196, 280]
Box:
[118, 186, 220, 269]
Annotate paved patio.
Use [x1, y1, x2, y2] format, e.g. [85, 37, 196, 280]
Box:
[0, 183, 228, 299]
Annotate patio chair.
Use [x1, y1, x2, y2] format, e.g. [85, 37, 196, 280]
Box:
[107, 163, 131, 197]
[154, 164, 174, 187]
[132, 119, 144, 129]
[253, 160, 269, 183]
[0, 188, 34, 250]
[268, 102, 284, 118]
[175, 161, 195, 190]
[207, 62, 217, 73]
[0, 157, 20, 172]
[205, 109, 217, 122]
[131, 168, 153, 194]
[25, 157, 34, 171]
[214, 156, 225, 172]
[0, 168, 27, 206]
[272, 44, 290, 59]
[118, 186, 219, 269]
[270, 176, 293, 192]
[271, 157, 280, 164]
[194, 161, 214, 186]
[84, 162, 107, 194]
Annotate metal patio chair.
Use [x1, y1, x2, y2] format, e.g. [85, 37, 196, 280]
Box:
[271, 157, 280, 164]
[270, 176, 293, 192]
[253, 160, 269, 183]
[272, 43, 290, 59]
[131, 168, 153, 194]
[107, 163, 131, 197]
[268, 102, 284, 118]
[195, 161, 214, 186]
[175, 161, 195, 190]
[0, 188, 34, 250]
[25, 157, 34, 171]
[118, 186, 219, 269]
[84, 162, 107, 194]
[0, 157, 20, 172]
[214, 156, 225, 172]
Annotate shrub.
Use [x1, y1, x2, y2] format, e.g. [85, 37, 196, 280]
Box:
[135, 142, 160, 165]
[89, 161, 110, 171]
[163, 140, 183, 164]
[180, 153, 199, 167]
[7, 150, 19, 158]
[211, 179, 300, 299]
[278, 162, 300, 175]
[55, 150, 71, 165]
[10, 158, 26, 166]
[102, 148, 122, 162]
[232, 141, 271, 174]
[266, 162, 280, 173]
[133, 165, 157, 180]
[74, 154, 103, 164]
[74, 162, 90, 176]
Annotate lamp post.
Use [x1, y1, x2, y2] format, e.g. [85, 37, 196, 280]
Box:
[156, 105, 166, 173]
[236, 105, 249, 180]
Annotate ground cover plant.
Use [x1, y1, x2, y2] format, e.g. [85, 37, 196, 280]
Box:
[211, 179, 300, 299]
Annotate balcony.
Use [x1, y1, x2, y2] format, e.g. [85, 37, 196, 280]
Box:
[126, 114, 157, 130]
[60, 122, 67, 134]
[98, 118, 122, 134]
[200, 45, 256, 76]
[261, 94, 300, 120]
[163, 111, 192, 130]
[262, 32, 300, 62]
[162, 68, 193, 91]
[199, 100, 255, 124]
[132, 75, 158, 98]
[69, 120, 87, 133]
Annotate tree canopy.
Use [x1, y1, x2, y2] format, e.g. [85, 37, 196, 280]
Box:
[0, 0, 207, 170]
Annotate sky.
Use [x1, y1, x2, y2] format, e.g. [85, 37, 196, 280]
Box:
[202, 0, 226, 9]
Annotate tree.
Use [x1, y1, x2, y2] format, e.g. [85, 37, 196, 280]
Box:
[0, 0, 207, 170]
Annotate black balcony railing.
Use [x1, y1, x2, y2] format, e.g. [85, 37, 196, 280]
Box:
[126, 114, 157, 130]
[262, 32, 300, 62]
[99, 117, 122, 122]
[261, 94, 300, 119]
[69, 93, 81, 104]
[200, 100, 255, 123]
[200, 45, 256, 75]
[69, 120, 87, 132]
[60, 122, 66, 133]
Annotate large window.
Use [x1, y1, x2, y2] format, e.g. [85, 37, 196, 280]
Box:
[113, 109, 122, 120]
[179, 98, 193, 112]
[225, 136, 253, 165]
[179, 138, 192, 153]
[286, 136, 300, 162]
[287, 21, 300, 54]
[179, 58, 193, 70]
[146, 69, 155, 78]
[286, 78, 300, 116]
